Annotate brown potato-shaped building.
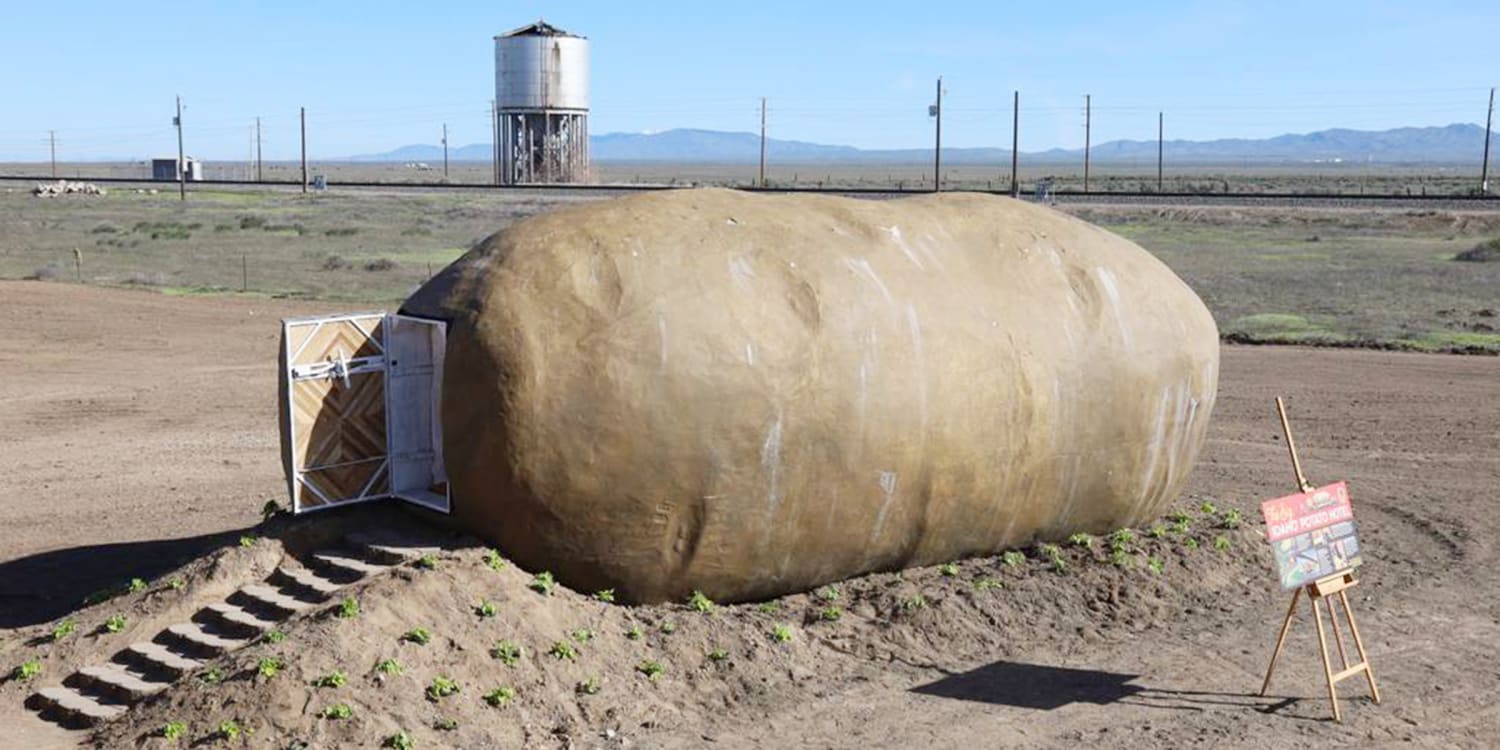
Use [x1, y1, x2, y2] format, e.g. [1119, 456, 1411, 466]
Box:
[402, 188, 1218, 603]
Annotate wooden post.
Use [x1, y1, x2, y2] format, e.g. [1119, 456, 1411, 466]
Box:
[442, 123, 449, 180]
[1010, 91, 1020, 197]
[1275, 396, 1313, 492]
[255, 117, 263, 183]
[759, 97, 768, 188]
[1083, 94, 1091, 193]
[1259, 586, 1301, 696]
[933, 77, 943, 193]
[241, 253, 248, 292]
[300, 106, 308, 194]
[49, 130, 57, 179]
[1157, 111, 1164, 192]
[1482, 87, 1494, 195]
[175, 96, 186, 202]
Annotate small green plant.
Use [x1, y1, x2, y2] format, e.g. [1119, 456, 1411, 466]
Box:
[659, 621, 677, 635]
[239, 534, 257, 548]
[1221, 509, 1243, 529]
[1050, 556, 1069, 574]
[483, 685, 516, 706]
[127, 577, 147, 594]
[491, 640, 522, 666]
[636, 660, 665, 680]
[483, 548, 507, 570]
[1110, 548, 1130, 568]
[160, 721, 188, 739]
[593, 589, 616, 603]
[577, 676, 602, 695]
[264, 629, 286, 644]
[902, 593, 928, 611]
[426, 676, 460, 701]
[1109, 528, 1137, 549]
[757, 601, 779, 613]
[819, 605, 844, 622]
[51, 618, 76, 641]
[260, 499, 283, 520]
[625, 625, 644, 641]
[313, 671, 347, 688]
[688, 590, 716, 613]
[417, 554, 438, 570]
[476, 600, 497, 618]
[1147, 557, 1165, 575]
[1200, 500, 1218, 515]
[549, 640, 578, 660]
[375, 658, 403, 675]
[1185, 538, 1200, 550]
[434, 718, 459, 731]
[320, 703, 352, 720]
[257, 656, 283, 678]
[1169, 509, 1192, 524]
[336, 596, 360, 619]
[104, 614, 127, 633]
[708, 647, 729, 662]
[973, 577, 1002, 591]
[1037, 543, 1061, 559]
[1214, 535, 1232, 551]
[402, 627, 431, 645]
[815, 585, 840, 601]
[385, 731, 414, 750]
[1149, 524, 1167, 539]
[939, 562, 960, 577]
[13, 659, 41, 681]
[571, 627, 594, 643]
[771, 624, 794, 643]
[217, 720, 241, 741]
[198, 666, 224, 684]
[168, 577, 186, 591]
[1001, 550, 1026, 568]
[1068, 533, 1095, 549]
[1171, 518, 1192, 535]
[529, 571, 555, 595]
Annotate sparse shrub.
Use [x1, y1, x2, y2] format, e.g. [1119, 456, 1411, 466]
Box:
[659, 621, 677, 635]
[636, 660, 665, 680]
[1149, 524, 1168, 539]
[320, 704, 352, 720]
[324, 227, 359, 237]
[939, 562, 960, 577]
[426, 676, 459, 701]
[385, 731, 414, 750]
[264, 629, 286, 643]
[484, 685, 516, 706]
[771, 624, 794, 642]
[571, 628, 594, 643]
[1109, 529, 1137, 550]
[625, 625, 643, 641]
[198, 666, 224, 684]
[757, 602, 779, 613]
[1199, 500, 1218, 515]
[815, 585, 840, 602]
[104, 614, 127, 633]
[238, 215, 267, 230]
[1050, 556, 1068, 574]
[1110, 548, 1131, 568]
[1037, 543, 1062, 559]
[402, 627, 431, 645]
[529, 571, 555, 595]
[313, 671, 347, 688]
[477, 600, 497, 618]
[1214, 535, 1232, 552]
[1147, 557, 1165, 575]
[160, 721, 187, 739]
[819, 606, 843, 622]
[51, 618, 76, 641]
[577, 676, 602, 695]
[491, 640, 522, 666]
[12, 659, 41, 681]
[1221, 509, 1243, 529]
[337, 597, 360, 619]
[1455, 237, 1500, 262]
[593, 589, 616, 603]
[26, 264, 60, 281]
[400, 226, 431, 236]
[375, 659, 403, 675]
[688, 590, 716, 613]
[257, 656, 283, 678]
[549, 641, 577, 660]
[708, 647, 729, 662]
[1171, 518, 1191, 535]
[90, 224, 118, 234]
[238, 534, 257, 548]
[1068, 533, 1095, 549]
[1185, 538, 1200, 550]
[217, 720, 241, 741]
[213, 224, 233, 232]
[416, 554, 437, 569]
[483, 548, 506, 570]
[320, 254, 351, 271]
[1001, 550, 1026, 568]
[902, 594, 928, 611]
[364, 258, 398, 272]
[127, 577, 147, 593]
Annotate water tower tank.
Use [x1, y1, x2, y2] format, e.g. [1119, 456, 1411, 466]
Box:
[494, 21, 590, 184]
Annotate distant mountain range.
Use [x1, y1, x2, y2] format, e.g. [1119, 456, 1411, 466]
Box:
[346, 123, 1498, 165]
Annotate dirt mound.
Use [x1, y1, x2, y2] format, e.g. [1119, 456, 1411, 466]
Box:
[4, 500, 1265, 748]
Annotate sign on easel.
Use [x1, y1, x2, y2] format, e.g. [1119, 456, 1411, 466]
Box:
[1257, 398, 1380, 723]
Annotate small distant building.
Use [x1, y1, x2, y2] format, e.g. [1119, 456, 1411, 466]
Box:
[152, 156, 203, 181]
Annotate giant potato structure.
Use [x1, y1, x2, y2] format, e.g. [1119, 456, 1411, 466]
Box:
[402, 188, 1218, 603]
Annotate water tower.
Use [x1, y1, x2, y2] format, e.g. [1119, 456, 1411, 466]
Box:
[494, 20, 589, 184]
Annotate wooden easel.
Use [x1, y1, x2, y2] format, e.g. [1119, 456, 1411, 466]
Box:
[1258, 397, 1380, 722]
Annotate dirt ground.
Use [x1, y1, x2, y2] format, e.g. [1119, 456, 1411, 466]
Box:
[2, 281, 1498, 748]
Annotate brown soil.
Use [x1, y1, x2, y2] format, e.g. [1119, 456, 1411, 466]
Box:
[2, 281, 1497, 748]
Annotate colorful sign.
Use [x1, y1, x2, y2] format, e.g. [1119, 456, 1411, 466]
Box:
[1260, 481, 1362, 589]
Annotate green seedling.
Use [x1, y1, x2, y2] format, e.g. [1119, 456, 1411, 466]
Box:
[434, 718, 459, 731]
[593, 589, 616, 603]
[417, 554, 438, 570]
[51, 618, 76, 641]
[1185, 538, 1200, 550]
[1171, 518, 1192, 535]
[1068, 533, 1095, 549]
[104, 614, 127, 633]
[313, 671, 347, 688]
[320, 704, 352, 720]
[169, 577, 186, 591]
[1050, 556, 1068, 574]
[816, 585, 840, 602]
[1110, 548, 1130, 568]
[1001, 550, 1026, 568]
[1149, 524, 1167, 539]
[549, 641, 578, 660]
[476, 600, 497, 618]
[264, 629, 286, 644]
[708, 647, 729, 662]
[529, 571, 555, 595]
[1109, 528, 1137, 549]
[636, 660, 665, 680]
[483, 548, 506, 570]
[385, 732, 414, 750]
[13, 659, 41, 681]
[198, 666, 224, 684]
[127, 578, 147, 594]
[757, 602, 780, 613]
[239, 535, 257, 548]
[902, 594, 928, 611]
[659, 621, 677, 635]
[336, 596, 359, 619]
[973, 577, 1002, 591]
[570, 628, 594, 643]
[1221, 509, 1243, 529]
[1214, 535, 1232, 551]
[819, 606, 844, 622]
[375, 659, 403, 675]
[1147, 557, 1165, 575]
[218, 721, 241, 741]
[402, 627, 431, 645]
[260, 499, 282, 520]
[491, 640, 522, 666]
[625, 625, 644, 641]
[483, 685, 516, 706]
[1169, 509, 1192, 524]
[688, 590, 716, 613]
[426, 676, 459, 701]
[577, 676, 602, 695]
[939, 562, 960, 577]
[257, 656, 283, 678]
[160, 721, 187, 739]
[1200, 500, 1218, 515]
[771, 624, 794, 643]
[1037, 543, 1062, 559]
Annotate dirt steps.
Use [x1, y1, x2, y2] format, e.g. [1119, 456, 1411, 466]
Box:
[26, 534, 437, 728]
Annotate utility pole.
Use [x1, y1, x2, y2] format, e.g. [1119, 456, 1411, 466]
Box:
[759, 97, 768, 188]
[1010, 91, 1020, 197]
[49, 130, 56, 178]
[442, 123, 450, 180]
[255, 117, 263, 182]
[1157, 111, 1164, 192]
[1483, 86, 1495, 195]
[932, 77, 943, 192]
[300, 106, 308, 194]
[174, 96, 186, 201]
[1083, 94, 1091, 193]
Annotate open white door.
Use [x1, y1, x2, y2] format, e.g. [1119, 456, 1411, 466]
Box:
[280, 312, 449, 515]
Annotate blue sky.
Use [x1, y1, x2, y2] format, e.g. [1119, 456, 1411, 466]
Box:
[0, 0, 1495, 160]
